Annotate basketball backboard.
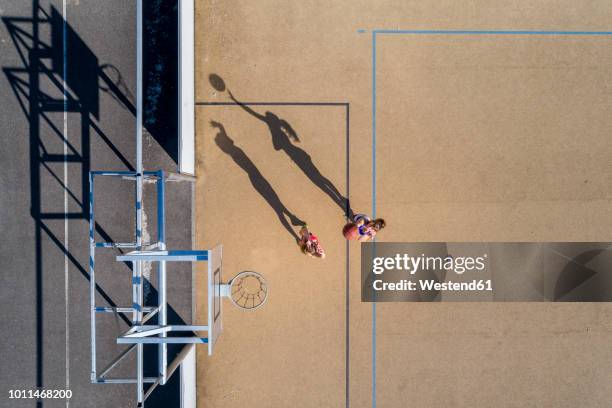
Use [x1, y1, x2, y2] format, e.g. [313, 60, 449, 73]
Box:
[208, 244, 223, 355]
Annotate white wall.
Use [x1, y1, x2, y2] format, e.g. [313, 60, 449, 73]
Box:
[180, 346, 197, 408]
[179, 0, 195, 175]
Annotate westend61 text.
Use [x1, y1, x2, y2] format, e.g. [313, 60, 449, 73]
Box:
[372, 279, 493, 292]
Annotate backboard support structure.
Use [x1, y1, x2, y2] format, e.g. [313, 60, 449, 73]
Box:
[208, 244, 223, 355]
[89, 170, 218, 407]
[89, 170, 222, 407]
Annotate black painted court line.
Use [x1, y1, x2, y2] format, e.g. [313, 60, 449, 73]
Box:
[345, 103, 350, 408]
[197, 100, 351, 408]
[196, 101, 348, 106]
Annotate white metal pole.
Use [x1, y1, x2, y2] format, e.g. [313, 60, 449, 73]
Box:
[89, 174, 97, 382]
[136, 261, 144, 406]
[159, 258, 167, 384]
[157, 174, 168, 384]
[136, 0, 143, 249]
[136, 2, 144, 405]
[98, 344, 136, 379]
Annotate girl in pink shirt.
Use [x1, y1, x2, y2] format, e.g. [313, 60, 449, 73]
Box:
[299, 225, 325, 258]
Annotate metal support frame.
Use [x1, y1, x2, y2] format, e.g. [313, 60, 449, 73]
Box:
[89, 170, 167, 383]
[89, 170, 208, 407]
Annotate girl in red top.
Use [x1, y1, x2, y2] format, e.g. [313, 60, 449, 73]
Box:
[299, 225, 325, 258]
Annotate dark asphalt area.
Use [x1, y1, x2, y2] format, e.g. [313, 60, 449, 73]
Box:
[1, 0, 193, 406]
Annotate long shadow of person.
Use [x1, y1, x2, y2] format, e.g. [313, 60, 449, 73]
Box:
[211, 121, 305, 241]
[215, 83, 352, 218]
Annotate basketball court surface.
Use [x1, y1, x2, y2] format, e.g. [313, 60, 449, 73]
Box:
[194, 1, 612, 407]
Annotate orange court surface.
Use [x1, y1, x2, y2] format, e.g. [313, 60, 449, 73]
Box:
[193, 1, 612, 407]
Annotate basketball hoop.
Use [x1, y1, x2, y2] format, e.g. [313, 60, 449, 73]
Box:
[220, 271, 268, 310]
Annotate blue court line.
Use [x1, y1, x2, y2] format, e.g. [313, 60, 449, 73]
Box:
[374, 29, 612, 35]
[371, 31, 377, 408]
[370, 28, 612, 408]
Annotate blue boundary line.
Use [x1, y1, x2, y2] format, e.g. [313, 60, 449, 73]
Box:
[374, 29, 612, 35]
[371, 31, 377, 408]
[370, 28, 612, 408]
